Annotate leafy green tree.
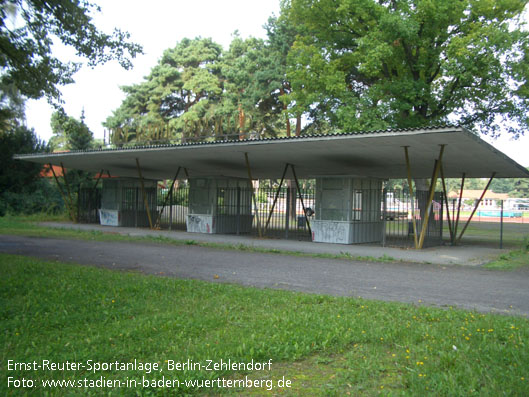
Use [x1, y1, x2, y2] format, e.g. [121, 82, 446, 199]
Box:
[0, 126, 62, 215]
[0, 0, 142, 111]
[490, 179, 517, 194]
[50, 110, 94, 151]
[48, 109, 95, 220]
[263, 16, 306, 136]
[0, 0, 139, 214]
[105, 38, 224, 143]
[282, 0, 529, 136]
[511, 170, 529, 197]
[222, 34, 287, 138]
[265, 15, 321, 136]
[0, 82, 25, 132]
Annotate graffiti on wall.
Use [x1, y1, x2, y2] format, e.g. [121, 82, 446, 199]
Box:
[99, 210, 119, 226]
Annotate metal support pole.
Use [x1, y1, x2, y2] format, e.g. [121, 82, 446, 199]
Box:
[418, 145, 445, 249]
[457, 172, 496, 244]
[290, 164, 312, 236]
[265, 163, 289, 232]
[236, 186, 241, 235]
[403, 146, 418, 249]
[244, 153, 262, 237]
[135, 158, 154, 230]
[91, 170, 104, 195]
[439, 164, 453, 242]
[500, 200, 504, 249]
[169, 187, 173, 231]
[155, 167, 181, 228]
[77, 185, 80, 222]
[285, 186, 290, 239]
[453, 173, 466, 245]
[382, 187, 387, 247]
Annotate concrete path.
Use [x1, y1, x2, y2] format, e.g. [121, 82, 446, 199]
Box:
[1, 234, 528, 317]
[41, 222, 505, 266]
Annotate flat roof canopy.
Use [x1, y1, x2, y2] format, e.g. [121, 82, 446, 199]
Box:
[15, 126, 529, 180]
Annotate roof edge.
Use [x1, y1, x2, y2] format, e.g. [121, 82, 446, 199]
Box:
[14, 125, 462, 159]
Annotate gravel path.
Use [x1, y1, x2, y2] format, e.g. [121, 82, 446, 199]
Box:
[1, 234, 527, 316]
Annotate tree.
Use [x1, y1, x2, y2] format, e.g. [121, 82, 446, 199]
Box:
[0, 125, 61, 215]
[48, 109, 95, 220]
[0, 0, 138, 213]
[105, 38, 224, 143]
[222, 34, 286, 138]
[0, 0, 142, 125]
[511, 169, 529, 197]
[490, 179, 517, 194]
[282, 0, 529, 137]
[50, 109, 94, 151]
[262, 16, 316, 137]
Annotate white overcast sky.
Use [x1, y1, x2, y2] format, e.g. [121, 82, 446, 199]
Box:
[24, 0, 529, 167]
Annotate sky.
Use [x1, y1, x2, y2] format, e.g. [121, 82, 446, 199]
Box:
[24, 0, 529, 167]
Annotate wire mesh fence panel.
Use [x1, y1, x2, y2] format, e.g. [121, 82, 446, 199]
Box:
[77, 180, 449, 247]
[157, 186, 189, 231]
[78, 188, 101, 224]
[257, 184, 314, 241]
[120, 187, 157, 228]
[383, 189, 443, 248]
[215, 187, 253, 234]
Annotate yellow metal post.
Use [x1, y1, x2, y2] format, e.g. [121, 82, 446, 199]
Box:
[403, 146, 418, 249]
[453, 173, 466, 245]
[91, 169, 104, 193]
[265, 163, 289, 232]
[457, 173, 496, 244]
[155, 167, 181, 228]
[135, 158, 154, 230]
[244, 152, 262, 237]
[290, 164, 312, 236]
[418, 145, 445, 249]
[439, 164, 453, 242]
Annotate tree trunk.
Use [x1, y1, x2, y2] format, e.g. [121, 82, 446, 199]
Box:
[295, 114, 302, 136]
[280, 87, 291, 137]
[238, 102, 245, 140]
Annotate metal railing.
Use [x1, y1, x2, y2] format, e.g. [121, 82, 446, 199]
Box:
[79, 184, 445, 247]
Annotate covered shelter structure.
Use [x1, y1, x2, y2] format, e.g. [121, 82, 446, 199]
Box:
[16, 126, 529, 249]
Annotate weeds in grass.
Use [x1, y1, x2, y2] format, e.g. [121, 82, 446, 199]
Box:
[485, 236, 529, 270]
[1, 254, 528, 395]
[485, 249, 529, 270]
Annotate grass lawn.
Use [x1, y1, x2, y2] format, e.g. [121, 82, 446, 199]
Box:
[484, 247, 529, 270]
[443, 221, 529, 270]
[1, 254, 528, 396]
[443, 221, 529, 250]
[0, 215, 398, 263]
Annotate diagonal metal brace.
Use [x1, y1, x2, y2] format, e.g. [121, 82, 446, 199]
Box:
[457, 172, 496, 244]
[418, 145, 445, 249]
[244, 153, 262, 237]
[135, 158, 154, 230]
[265, 163, 289, 232]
